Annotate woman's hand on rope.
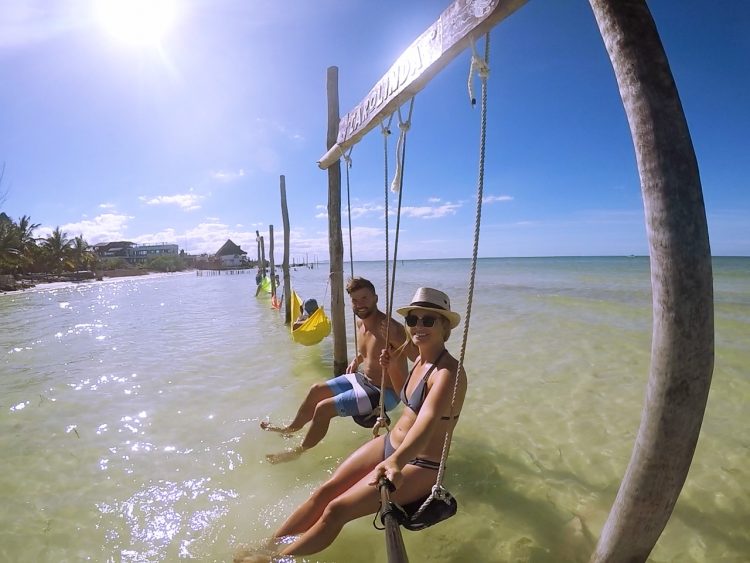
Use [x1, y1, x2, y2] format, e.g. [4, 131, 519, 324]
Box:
[369, 459, 403, 491]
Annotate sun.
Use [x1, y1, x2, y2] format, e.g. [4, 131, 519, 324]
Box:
[95, 0, 177, 47]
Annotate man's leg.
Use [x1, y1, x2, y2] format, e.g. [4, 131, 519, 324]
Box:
[300, 397, 339, 449]
[261, 381, 334, 433]
[266, 397, 340, 464]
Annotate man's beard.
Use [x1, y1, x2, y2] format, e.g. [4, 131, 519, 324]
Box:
[355, 306, 374, 319]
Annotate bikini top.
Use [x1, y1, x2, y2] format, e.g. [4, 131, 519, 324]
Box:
[400, 349, 449, 415]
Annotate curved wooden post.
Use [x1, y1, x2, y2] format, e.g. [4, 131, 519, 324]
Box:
[588, 1, 714, 561]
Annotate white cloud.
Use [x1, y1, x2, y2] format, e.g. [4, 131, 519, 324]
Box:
[35, 213, 134, 244]
[401, 201, 461, 219]
[483, 194, 513, 204]
[139, 193, 203, 211]
[211, 169, 245, 182]
[182, 221, 256, 255]
[254, 117, 305, 143]
[348, 202, 383, 219]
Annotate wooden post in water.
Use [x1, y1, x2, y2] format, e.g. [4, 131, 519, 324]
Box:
[260, 235, 267, 278]
[255, 230, 261, 271]
[280, 175, 292, 323]
[326, 66, 348, 375]
[269, 225, 276, 298]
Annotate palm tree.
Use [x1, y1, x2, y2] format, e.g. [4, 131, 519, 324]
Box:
[0, 213, 20, 273]
[587, 1, 713, 561]
[15, 215, 40, 273]
[71, 235, 90, 270]
[41, 227, 73, 273]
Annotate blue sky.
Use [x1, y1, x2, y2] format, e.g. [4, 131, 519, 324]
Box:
[1, 0, 748, 260]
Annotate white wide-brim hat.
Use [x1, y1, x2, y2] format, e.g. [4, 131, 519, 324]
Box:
[396, 287, 461, 329]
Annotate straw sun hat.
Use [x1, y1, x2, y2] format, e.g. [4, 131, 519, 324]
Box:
[396, 287, 461, 329]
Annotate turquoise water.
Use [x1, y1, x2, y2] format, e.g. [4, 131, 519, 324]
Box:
[0, 257, 748, 562]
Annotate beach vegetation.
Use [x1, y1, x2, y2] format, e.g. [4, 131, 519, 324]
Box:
[146, 255, 187, 272]
[0, 215, 99, 281]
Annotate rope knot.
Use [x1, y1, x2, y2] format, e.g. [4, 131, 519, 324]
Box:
[398, 121, 411, 133]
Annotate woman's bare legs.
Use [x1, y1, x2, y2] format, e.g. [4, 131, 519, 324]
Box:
[274, 436, 385, 536]
[277, 452, 438, 556]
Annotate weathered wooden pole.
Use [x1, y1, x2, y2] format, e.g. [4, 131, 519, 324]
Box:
[280, 175, 292, 323]
[588, 1, 714, 561]
[326, 66, 348, 375]
[269, 224, 276, 297]
[260, 235, 267, 277]
[255, 230, 261, 270]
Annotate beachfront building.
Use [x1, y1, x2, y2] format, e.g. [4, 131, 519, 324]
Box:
[93, 241, 179, 265]
[214, 239, 248, 268]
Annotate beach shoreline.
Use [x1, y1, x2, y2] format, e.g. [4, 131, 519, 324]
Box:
[0, 268, 175, 294]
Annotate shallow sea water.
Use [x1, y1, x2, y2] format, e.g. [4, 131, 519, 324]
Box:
[0, 257, 748, 562]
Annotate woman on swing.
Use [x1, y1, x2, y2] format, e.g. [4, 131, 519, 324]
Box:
[238, 288, 466, 559]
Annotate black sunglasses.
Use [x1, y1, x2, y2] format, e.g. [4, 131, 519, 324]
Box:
[405, 314, 437, 328]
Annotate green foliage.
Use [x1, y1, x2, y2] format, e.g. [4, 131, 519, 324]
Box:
[99, 257, 130, 271]
[146, 255, 186, 272]
[0, 213, 42, 274]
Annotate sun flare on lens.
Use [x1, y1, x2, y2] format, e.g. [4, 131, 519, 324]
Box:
[95, 0, 177, 47]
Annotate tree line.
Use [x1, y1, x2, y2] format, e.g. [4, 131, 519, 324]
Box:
[0, 212, 186, 276]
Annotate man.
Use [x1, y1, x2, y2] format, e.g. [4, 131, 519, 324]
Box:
[293, 298, 319, 329]
[261, 277, 412, 463]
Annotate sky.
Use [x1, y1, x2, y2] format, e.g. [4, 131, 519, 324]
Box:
[1, 0, 748, 261]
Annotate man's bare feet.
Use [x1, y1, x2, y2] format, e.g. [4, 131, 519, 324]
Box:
[266, 446, 306, 464]
[259, 420, 297, 436]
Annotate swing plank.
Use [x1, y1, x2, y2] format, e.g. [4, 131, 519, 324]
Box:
[317, 0, 528, 169]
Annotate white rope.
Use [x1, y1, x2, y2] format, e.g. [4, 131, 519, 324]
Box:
[373, 104, 411, 437]
[412, 32, 491, 521]
[467, 36, 490, 106]
[390, 99, 415, 193]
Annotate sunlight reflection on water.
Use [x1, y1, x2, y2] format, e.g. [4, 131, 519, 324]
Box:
[0, 262, 748, 561]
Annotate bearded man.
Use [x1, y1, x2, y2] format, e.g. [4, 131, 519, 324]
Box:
[261, 277, 412, 463]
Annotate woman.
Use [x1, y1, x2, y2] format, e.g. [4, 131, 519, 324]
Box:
[244, 287, 467, 558]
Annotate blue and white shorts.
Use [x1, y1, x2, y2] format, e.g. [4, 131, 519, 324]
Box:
[326, 372, 399, 417]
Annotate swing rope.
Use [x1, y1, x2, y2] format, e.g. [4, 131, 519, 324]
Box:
[341, 145, 359, 355]
[381, 115, 394, 363]
[373, 98, 415, 437]
[410, 32, 490, 521]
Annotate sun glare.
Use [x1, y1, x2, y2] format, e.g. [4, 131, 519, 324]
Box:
[95, 0, 177, 47]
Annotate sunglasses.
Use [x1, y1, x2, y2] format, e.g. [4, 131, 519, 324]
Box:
[405, 314, 438, 328]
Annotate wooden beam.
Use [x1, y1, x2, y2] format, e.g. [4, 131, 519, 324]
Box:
[318, 0, 528, 169]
